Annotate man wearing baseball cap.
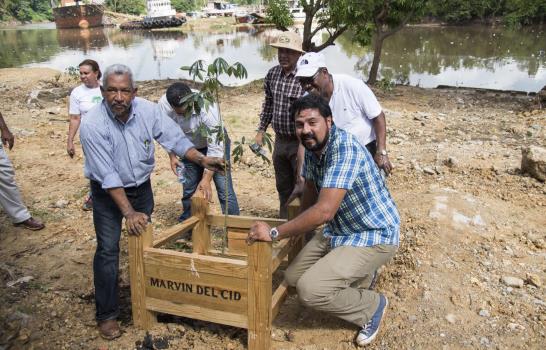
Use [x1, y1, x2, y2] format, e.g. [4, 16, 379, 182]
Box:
[295, 52, 393, 176]
[255, 31, 305, 218]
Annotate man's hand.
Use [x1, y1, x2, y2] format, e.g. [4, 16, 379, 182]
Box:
[124, 211, 149, 236]
[201, 156, 226, 174]
[194, 179, 213, 201]
[374, 153, 393, 176]
[286, 176, 305, 206]
[169, 152, 181, 176]
[67, 140, 75, 158]
[254, 131, 264, 146]
[1, 128, 14, 150]
[247, 221, 272, 244]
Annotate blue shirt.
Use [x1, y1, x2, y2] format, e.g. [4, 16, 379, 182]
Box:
[302, 124, 400, 248]
[80, 97, 194, 189]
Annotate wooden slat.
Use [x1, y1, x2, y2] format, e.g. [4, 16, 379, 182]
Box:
[247, 241, 272, 350]
[146, 282, 246, 314]
[144, 248, 248, 279]
[128, 225, 156, 328]
[192, 196, 210, 254]
[271, 239, 291, 273]
[271, 280, 289, 320]
[152, 216, 199, 247]
[207, 214, 286, 229]
[228, 228, 248, 256]
[146, 297, 248, 329]
[145, 264, 247, 292]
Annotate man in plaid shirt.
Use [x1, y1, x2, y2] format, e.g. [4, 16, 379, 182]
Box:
[248, 94, 399, 346]
[255, 31, 304, 218]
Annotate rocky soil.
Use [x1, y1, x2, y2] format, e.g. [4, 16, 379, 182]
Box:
[0, 68, 544, 350]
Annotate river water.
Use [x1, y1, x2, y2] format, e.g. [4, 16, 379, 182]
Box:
[0, 22, 544, 92]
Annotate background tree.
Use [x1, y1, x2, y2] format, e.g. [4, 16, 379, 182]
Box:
[105, 0, 145, 15]
[352, 0, 428, 84]
[265, 0, 293, 31]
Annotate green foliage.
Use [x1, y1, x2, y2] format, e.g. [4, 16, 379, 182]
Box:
[0, 0, 53, 22]
[265, 0, 293, 29]
[426, 0, 545, 25]
[171, 0, 200, 12]
[105, 0, 145, 15]
[504, 0, 546, 26]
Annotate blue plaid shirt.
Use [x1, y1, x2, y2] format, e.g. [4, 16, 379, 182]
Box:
[302, 125, 400, 248]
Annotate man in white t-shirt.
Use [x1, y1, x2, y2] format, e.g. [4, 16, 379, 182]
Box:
[158, 82, 239, 223]
[294, 52, 393, 175]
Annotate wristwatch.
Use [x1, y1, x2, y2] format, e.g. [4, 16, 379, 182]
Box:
[379, 149, 388, 156]
[269, 227, 279, 241]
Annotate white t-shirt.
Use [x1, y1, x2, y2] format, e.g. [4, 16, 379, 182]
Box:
[69, 85, 103, 118]
[329, 74, 383, 146]
[158, 94, 224, 158]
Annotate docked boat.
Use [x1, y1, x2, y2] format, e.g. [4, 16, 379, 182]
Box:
[53, 0, 104, 29]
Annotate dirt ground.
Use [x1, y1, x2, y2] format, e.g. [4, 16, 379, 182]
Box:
[0, 67, 544, 350]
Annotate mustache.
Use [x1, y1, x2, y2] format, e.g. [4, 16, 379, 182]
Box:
[302, 133, 315, 140]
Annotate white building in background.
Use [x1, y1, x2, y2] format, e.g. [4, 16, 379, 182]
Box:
[146, 0, 177, 18]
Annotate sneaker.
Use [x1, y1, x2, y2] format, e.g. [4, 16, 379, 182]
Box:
[82, 196, 93, 211]
[355, 294, 388, 346]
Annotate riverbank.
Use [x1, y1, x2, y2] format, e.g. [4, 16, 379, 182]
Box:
[0, 68, 544, 349]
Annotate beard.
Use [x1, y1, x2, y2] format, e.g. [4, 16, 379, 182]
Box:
[109, 101, 131, 118]
[301, 131, 329, 152]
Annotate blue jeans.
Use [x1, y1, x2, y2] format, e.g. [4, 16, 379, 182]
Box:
[90, 180, 154, 321]
[179, 144, 240, 222]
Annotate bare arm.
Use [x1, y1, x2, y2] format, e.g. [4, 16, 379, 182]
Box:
[107, 187, 148, 236]
[372, 112, 392, 175]
[286, 143, 307, 205]
[0, 112, 14, 150]
[249, 187, 346, 242]
[67, 114, 81, 157]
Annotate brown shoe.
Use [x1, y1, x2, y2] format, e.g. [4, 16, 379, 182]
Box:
[14, 217, 45, 231]
[98, 319, 121, 340]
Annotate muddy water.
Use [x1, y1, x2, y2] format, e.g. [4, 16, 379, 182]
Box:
[0, 22, 544, 92]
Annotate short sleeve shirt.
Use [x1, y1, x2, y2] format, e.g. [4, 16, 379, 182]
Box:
[329, 74, 382, 147]
[302, 125, 400, 248]
[69, 84, 103, 118]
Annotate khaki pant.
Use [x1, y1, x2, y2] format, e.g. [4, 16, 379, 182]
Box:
[0, 146, 31, 223]
[285, 230, 397, 326]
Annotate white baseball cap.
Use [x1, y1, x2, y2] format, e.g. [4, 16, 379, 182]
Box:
[295, 52, 327, 77]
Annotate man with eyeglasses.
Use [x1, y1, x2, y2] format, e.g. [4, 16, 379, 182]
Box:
[255, 31, 305, 218]
[79, 64, 225, 340]
[295, 52, 393, 176]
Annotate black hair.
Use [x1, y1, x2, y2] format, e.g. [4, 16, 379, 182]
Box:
[290, 93, 332, 120]
[166, 82, 192, 108]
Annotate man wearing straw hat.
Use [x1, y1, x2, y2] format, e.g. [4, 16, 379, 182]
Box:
[255, 31, 305, 218]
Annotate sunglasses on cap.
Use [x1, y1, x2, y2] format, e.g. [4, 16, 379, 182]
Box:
[298, 69, 321, 86]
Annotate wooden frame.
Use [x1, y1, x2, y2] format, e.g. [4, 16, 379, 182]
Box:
[128, 197, 302, 350]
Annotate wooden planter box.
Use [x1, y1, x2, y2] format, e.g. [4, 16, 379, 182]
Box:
[128, 197, 302, 349]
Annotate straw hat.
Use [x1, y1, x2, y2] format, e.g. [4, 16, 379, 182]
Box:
[270, 31, 305, 53]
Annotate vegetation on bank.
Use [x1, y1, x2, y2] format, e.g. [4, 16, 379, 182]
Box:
[0, 0, 543, 25]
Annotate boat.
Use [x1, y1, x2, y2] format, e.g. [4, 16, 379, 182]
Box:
[53, 0, 105, 29]
[235, 12, 266, 24]
[119, 0, 186, 30]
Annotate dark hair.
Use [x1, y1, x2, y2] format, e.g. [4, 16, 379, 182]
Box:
[290, 93, 332, 120]
[166, 82, 192, 108]
[79, 59, 101, 79]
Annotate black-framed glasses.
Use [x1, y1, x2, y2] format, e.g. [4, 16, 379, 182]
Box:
[298, 69, 320, 86]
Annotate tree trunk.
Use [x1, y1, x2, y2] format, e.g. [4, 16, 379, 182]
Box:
[367, 32, 385, 85]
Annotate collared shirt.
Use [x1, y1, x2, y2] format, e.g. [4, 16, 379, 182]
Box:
[329, 74, 383, 146]
[80, 97, 194, 189]
[157, 93, 224, 158]
[258, 65, 304, 138]
[302, 124, 400, 248]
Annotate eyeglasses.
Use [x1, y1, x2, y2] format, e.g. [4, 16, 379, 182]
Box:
[298, 69, 320, 87]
